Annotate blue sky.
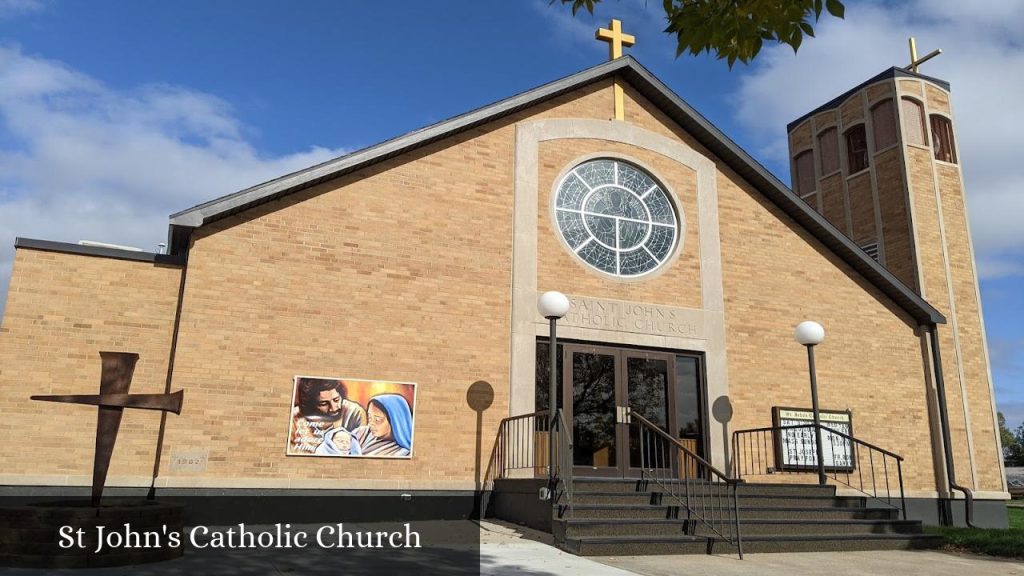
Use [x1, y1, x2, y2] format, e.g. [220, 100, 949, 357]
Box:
[0, 1, 1021, 430]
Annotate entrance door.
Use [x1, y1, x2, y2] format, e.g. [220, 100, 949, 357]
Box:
[562, 344, 677, 477]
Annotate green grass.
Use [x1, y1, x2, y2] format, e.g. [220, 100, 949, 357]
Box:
[925, 506, 1024, 559]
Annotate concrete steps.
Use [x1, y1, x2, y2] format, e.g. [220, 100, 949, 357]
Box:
[552, 478, 939, 556]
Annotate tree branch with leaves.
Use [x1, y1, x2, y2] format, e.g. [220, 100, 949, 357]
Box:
[556, 0, 846, 67]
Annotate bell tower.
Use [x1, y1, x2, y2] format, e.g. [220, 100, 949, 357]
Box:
[785, 45, 1005, 496]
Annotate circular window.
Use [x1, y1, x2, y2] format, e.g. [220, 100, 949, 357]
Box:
[554, 159, 679, 277]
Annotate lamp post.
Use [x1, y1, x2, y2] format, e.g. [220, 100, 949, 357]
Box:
[538, 291, 570, 482]
[794, 320, 827, 486]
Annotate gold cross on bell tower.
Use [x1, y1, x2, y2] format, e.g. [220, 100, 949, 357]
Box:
[596, 19, 636, 121]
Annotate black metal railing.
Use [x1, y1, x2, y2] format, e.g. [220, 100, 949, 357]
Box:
[491, 410, 551, 479]
[731, 424, 907, 519]
[631, 411, 743, 558]
[488, 410, 574, 517]
[552, 409, 574, 519]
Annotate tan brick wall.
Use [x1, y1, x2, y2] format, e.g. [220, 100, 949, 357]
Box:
[0, 249, 181, 478]
[925, 85, 951, 116]
[715, 166, 938, 491]
[821, 175, 849, 235]
[818, 174, 842, 216]
[866, 81, 894, 104]
[876, 147, 917, 291]
[814, 111, 838, 132]
[840, 96, 865, 128]
[848, 172, 876, 244]
[536, 139, 702, 309]
[900, 80, 924, 97]
[789, 122, 813, 154]
[158, 82, 637, 486]
[907, 146, 974, 487]
[935, 164, 1002, 491]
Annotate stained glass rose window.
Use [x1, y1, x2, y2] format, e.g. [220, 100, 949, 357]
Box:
[554, 159, 678, 277]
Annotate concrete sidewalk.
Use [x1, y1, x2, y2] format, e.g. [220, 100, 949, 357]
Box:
[594, 549, 1023, 576]
[479, 521, 1024, 576]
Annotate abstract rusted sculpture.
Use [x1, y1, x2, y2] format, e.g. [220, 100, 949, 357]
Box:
[31, 352, 183, 506]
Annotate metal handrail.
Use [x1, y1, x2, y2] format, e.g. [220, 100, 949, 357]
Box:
[552, 408, 574, 519]
[731, 423, 907, 520]
[487, 409, 573, 518]
[493, 410, 550, 478]
[631, 411, 743, 558]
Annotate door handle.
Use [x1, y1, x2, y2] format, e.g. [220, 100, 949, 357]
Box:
[616, 406, 631, 424]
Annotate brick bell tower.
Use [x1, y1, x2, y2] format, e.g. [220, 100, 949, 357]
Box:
[785, 46, 1005, 501]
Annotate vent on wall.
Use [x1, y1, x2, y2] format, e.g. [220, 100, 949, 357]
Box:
[860, 242, 880, 262]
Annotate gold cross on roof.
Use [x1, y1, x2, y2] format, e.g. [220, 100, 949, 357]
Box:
[596, 19, 635, 60]
[907, 37, 942, 73]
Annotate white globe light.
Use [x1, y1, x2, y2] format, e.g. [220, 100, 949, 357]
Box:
[538, 291, 571, 319]
[794, 321, 826, 346]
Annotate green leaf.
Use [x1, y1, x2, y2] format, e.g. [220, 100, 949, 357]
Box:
[826, 0, 845, 18]
[800, 22, 815, 37]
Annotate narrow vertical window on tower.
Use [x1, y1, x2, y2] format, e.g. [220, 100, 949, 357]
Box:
[794, 150, 816, 199]
[930, 115, 958, 163]
[871, 99, 898, 150]
[817, 128, 839, 175]
[845, 125, 869, 174]
[901, 98, 927, 146]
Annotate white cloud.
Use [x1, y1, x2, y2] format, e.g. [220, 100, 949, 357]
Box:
[0, 45, 346, 317]
[0, 0, 43, 19]
[731, 0, 1024, 279]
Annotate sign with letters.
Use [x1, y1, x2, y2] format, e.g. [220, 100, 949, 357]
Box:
[772, 407, 855, 472]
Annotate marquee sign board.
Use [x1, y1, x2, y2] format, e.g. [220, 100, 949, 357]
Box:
[772, 407, 855, 473]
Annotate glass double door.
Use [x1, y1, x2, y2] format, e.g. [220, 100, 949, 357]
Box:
[563, 344, 677, 477]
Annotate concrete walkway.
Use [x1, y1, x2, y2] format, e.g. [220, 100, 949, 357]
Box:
[479, 521, 1024, 576]
[594, 550, 1024, 576]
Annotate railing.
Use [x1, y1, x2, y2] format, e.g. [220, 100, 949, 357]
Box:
[488, 410, 574, 517]
[732, 424, 907, 519]
[491, 411, 551, 479]
[631, 411, 743, 558]
[552, 409, 574, 519]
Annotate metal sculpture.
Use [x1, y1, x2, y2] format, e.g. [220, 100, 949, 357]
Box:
[31, 352, 183, 506]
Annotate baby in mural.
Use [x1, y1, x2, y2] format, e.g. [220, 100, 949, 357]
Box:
[289, 377, 367, 454]
[315, 428, 363, 456]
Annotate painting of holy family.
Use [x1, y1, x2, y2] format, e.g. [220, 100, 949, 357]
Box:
[286, 376, 416, 458]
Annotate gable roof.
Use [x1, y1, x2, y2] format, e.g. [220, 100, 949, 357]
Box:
[168, 56, 944, 326]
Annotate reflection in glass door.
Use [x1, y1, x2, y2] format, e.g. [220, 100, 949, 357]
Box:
[626, 354, 671, 469]
[568, 349, 618, 470]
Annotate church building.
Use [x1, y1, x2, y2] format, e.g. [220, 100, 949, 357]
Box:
[0, 22, 1008, 553]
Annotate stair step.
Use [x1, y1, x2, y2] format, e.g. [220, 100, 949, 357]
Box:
[697, 519, 922, 537]
[737, 506, 898, 520]
[563, 533, 942, 556]
[572, 478, 845, 498]
[569, 490, 863, 508]
[561, 534, 710, 556]
[556, 518, 923, 538]
[566, 504, 687, 520]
